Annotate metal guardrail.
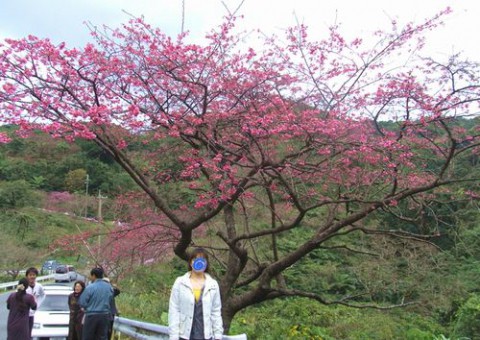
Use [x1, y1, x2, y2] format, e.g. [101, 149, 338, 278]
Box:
[0, 274, 54, 290]
[113, 316, 247, 340]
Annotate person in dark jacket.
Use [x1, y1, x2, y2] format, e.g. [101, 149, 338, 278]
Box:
[103, 277, 121, 340]
[6, 278, 37, 340]
[68, 280, 86, 340]
[78, 267, 114, 340]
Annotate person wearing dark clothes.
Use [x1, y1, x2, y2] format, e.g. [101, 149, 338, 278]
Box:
[168, 247, 223, 340]
[68, 280, 86, 340]
[103, 277, 121, 340]
[6, 278, 37, 340]
[78, 267, 114, 340]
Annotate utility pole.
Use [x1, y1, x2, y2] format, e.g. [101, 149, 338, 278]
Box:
[97, 189, 107, 222]
[97, 190, 108, 259]
[85, 174, 89, 217]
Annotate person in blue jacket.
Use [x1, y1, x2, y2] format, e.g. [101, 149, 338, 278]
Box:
[78, 267, 114, 340]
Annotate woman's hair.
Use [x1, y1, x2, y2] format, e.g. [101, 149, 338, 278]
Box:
[74, 280, 86, 293]
[15, 278, 29, 310]
[187, 247, 210, 272]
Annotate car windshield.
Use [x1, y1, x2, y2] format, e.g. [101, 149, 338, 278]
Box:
[56, 266, 68, 274]
[39, 294, 69, 311]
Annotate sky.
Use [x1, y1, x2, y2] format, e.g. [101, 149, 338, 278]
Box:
[0, 0, 479, 61]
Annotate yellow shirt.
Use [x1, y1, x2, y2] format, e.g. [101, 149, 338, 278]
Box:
[193, 288, 202, 302]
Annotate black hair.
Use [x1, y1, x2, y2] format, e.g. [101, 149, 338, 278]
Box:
[73, 280, 86, 292]
[90, 267, 104, 279]
[187, 247, 210, 272]
[25, 267, 39, 276]
[15, 278, 29, 310]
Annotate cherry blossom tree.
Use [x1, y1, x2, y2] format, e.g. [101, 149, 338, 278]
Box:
[1, 9, 480, 329]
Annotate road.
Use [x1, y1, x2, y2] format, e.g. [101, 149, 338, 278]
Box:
[1, 276, 85, 339]
[0, 290, 8, 339]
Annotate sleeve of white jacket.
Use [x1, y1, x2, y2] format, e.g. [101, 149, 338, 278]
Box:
[211, 280, 224, 340]
[168, 278, 181, 340]
[37, 284, 46, 306]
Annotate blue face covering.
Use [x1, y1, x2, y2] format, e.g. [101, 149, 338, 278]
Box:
[192, 257, 207, 272]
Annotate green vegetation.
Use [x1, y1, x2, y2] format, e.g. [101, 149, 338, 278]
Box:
[0, 125, 136, 197]
[228, 299, 445, 340]
[0, 206, 99, 278]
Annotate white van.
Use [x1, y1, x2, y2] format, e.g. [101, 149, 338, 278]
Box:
[54, 265, 77, 282]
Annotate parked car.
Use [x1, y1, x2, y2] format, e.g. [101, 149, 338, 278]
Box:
[54, 265, 77, 282]
[41, 260, 60, 273]
[32, 285, 72, 339]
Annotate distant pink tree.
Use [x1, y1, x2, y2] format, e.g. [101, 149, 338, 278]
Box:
[44, 191, 75, 212]
[51, 191, 179, 279]
[1, 9, 480, 329]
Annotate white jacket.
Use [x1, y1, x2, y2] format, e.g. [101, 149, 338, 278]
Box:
[168, 272, 223, 340]
[26, 283, 45, 317]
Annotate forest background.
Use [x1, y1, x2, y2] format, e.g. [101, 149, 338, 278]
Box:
[0, 121, 480, 340]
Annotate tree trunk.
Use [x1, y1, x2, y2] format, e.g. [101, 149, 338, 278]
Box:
[222, 302, 236, 334]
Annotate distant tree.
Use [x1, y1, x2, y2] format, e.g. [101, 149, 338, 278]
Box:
[44, 191, 76, 212]
[52, 191, 177, 279]
[0, 158, 32, 181]
[0, 180, 38, 209]
[64, 168, 88, 193]
[43, 190, 91, 216]
[0, 232, 38, 279]
[1, 9, 480, 329]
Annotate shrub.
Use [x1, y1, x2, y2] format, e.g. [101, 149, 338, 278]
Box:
[452, 294, 480, 338]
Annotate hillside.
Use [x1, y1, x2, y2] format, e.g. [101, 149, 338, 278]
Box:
[0, 206, 102, 278]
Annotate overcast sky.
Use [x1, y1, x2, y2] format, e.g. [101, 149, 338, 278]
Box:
[0, 0, 479, 61]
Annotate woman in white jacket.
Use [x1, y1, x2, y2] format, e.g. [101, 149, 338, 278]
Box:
[168, 248, 224, 340]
